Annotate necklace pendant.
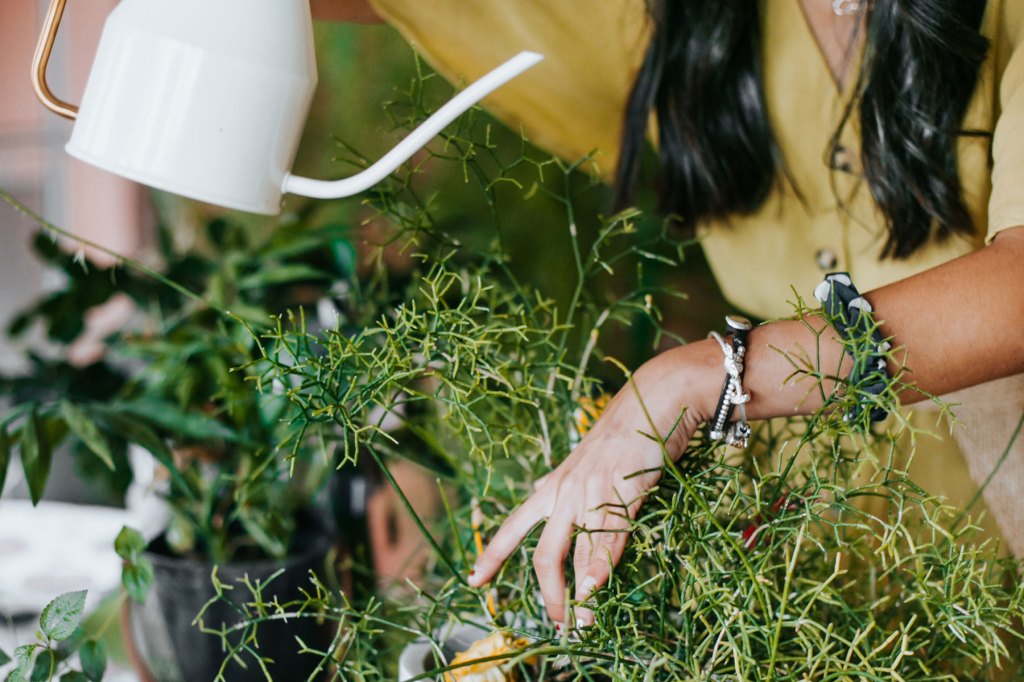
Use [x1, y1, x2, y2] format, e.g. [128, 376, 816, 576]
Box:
[832, 0, 863, 15]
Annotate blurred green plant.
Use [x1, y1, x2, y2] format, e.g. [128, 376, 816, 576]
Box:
[1, 591, 107, 682]
[0, 198, 351, 564]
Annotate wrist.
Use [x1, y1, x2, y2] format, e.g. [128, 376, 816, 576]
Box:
[635, 339, 726, 438]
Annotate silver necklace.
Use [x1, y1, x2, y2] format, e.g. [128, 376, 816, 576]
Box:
[832, 0, 864, 15]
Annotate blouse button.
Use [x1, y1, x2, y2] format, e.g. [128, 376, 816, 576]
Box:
[816, 248, 839, 271]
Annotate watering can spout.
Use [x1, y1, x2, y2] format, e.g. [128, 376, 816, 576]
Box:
[283, 51, 544, 200]
[33, 0, 544, 215]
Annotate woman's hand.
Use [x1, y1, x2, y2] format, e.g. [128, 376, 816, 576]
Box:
[467, 343, 721, 626]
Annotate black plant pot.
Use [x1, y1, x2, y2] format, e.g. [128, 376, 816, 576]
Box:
[126, 515, 335, 682]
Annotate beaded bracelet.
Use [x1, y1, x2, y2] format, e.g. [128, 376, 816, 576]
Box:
[812, 273, 891, 423]
[707, 314, 754, 448]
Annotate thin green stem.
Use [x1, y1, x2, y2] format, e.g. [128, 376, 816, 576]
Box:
[363, 442, 467, 584]
[0, 188, 209, 310]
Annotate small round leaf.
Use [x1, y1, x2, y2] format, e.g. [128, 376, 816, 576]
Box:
[39, 591, 87, 642]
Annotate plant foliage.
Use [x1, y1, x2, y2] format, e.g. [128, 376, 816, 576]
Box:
[3, 48, 1022, 681]
[0, 204, 349, 564]
[1, 591, 105, 682]
[202, 59, 1024, 680]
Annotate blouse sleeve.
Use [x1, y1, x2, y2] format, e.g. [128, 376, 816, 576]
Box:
[987, 0, 1024, 240]
[368, 0, 649, 179]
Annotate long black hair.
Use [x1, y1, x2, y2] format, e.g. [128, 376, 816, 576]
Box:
[615, 0, 990, 259]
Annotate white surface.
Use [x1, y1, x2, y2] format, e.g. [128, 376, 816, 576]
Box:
[66, 0, 317, 214]
[284, 51, 544, 201]
[0, 500, 129, 616]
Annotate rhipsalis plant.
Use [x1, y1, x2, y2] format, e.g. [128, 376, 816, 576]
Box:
[217, 60, 1024, 680]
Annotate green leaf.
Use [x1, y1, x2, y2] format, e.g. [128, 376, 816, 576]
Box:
[330, 238, 357, 277]
[261, 230, 343, 262]
[114, 526, 146, 563]
[58, 628, 85, 654]
[115, 528, 154, 603]
[6, 309, 33, 339]
[237, 264, 330, 290]
[20, 412, 53, 506]
[29, 650, 54, 682]
[121, 561, 154, 605]
[78, 641, 105, 682]
[39, 591, 87, 642]
[97, 412, 200, 504]
[9, 645, 35, 682]
[59, 673, 88, 682]
[0, 428, 10, 500]
[111, 400, 239, 443]
[237, 507, 289, 559]
[220, 301, 270, 326]
[0, 647, 11, 667]
[96, 412, 175, 472]
[58, 403, 115, 471]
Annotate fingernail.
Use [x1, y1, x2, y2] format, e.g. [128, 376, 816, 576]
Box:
[554, 622, 563, 634]
[578, 576, 597, 597]
[575, 618, 586, 631]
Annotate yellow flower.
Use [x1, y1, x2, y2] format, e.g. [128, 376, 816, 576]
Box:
[444, 631, 533, 682]
[573, 392, 610, 440]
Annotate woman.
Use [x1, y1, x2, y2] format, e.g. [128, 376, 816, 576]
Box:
[314, 0, 1024, 627]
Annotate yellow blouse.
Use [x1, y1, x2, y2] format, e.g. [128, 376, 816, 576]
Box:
[371, 0, 1024, 318]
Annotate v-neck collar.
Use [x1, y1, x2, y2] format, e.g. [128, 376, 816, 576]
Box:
[788, 0, 867, 99]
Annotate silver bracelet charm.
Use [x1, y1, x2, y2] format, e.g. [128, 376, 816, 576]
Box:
[707, 315, 753, 448]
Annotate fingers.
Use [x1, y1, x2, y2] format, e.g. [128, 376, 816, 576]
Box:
[468, 494, 551, 587]
[467, 490, 578, 624]
[572, 504, 633, 627]
[532, 507, 578, 624]
[571, 507, 606, 628]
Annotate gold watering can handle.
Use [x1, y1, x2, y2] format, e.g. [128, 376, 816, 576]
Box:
[32, 0, 79, 120]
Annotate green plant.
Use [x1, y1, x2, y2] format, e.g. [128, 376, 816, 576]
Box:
[0, 206, 350, 564]
[238, 263, 1024, 680]
[201, 89, 1024, 680]
[1, 591, 107, 682]
[5, 44, 1023, 680]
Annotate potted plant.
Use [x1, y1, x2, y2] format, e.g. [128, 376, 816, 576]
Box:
[0, 208, 356, 681]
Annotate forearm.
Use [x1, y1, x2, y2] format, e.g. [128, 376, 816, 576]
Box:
[654, 226, 1024, 431]
[309, 0, 382, 23]
[865, 226, 1024, 399]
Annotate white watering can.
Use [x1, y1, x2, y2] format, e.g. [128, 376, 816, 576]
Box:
[32, 0, 543, 215]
